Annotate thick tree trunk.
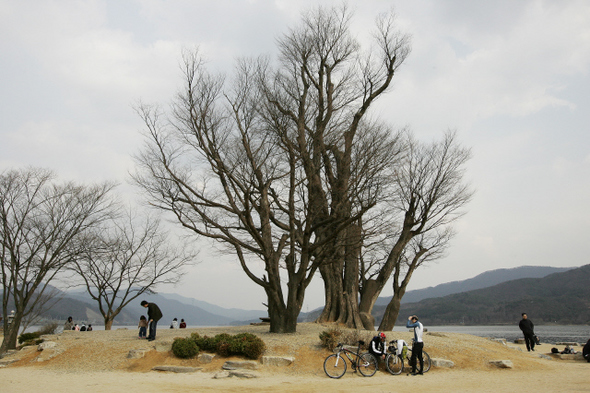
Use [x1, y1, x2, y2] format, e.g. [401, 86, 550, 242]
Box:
[378, 292, 403, 331]
[0, 312, 22, 355]
[104, 318, 114, 331]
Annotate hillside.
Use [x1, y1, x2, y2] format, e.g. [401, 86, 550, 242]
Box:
[384, 264, 590, 325]
[376, 265, 572, 305]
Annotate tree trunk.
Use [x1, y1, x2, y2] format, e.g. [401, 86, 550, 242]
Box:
[0, 312, 22, 355]
[378, 292, 403, 331]
[104, 318, 114, 331]
[266, 287, 299, 333]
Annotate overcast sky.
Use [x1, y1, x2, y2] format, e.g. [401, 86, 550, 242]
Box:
[1, 0, 589, 312]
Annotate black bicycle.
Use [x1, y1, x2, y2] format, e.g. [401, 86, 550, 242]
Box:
[323, 340, 378, 378]
[385, 340, 431, 375]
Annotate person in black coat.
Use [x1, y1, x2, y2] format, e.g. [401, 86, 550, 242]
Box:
[583, 339, 590, 362]
[518, 313, 536, 352]
[141, 300, 163, 341]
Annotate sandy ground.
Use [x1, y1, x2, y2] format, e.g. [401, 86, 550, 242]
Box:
[1, 323, 588, 392]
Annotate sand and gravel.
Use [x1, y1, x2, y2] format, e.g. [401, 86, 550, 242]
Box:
[1, 322, 588, 392]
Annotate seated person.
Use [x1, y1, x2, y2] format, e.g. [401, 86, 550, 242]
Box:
[369, 332, 387, 361]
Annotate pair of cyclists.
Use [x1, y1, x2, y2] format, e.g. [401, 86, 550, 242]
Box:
[369, 315, 425, 375]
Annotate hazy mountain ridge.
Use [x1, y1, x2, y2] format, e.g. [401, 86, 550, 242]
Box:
[3, 265, 580, 328]
[377, 264, 590, 325]
[375, 265, 573, 305]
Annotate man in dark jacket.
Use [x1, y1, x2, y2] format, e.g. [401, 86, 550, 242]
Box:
[141, 300, 163, 341]
[583, 339, 590, 362]
[518, 313, 536, 352]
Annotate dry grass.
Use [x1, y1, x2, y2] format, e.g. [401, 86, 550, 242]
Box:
[4, 322, 558, 375]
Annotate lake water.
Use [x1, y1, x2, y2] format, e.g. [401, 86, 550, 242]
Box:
[392, 325, 590, 345]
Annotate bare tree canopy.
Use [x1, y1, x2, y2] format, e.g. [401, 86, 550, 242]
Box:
[358, 130, 474, 330]
[0, 167, 116, 354]
[132, 5, 411, 333]
[70, 209, 196, 330]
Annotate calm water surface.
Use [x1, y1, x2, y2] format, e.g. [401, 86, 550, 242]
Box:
[391, 325, 590, 344]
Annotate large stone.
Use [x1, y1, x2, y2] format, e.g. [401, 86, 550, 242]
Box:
[489, 360, 513, 368]
[556, 342, 580, 346]
[213, 370, 231, 379]
[431, 358, 454, 368]
[507, 346, 522, 352]
[222, 360, 259, 370]
[229, 370, 259, 378]
[198, 353, 215, 364]
[37, 341, 57, 351]
[127, 349, 146, 359]
[261, 356, 295, 367]
[152, 365, 201, 373]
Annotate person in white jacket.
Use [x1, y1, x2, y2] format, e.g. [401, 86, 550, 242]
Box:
[406, 315, 424, 375]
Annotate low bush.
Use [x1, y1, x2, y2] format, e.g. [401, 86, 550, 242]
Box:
[172, 337, 199, 358]
[241, 336, 266, 359]
[192, 332, 266, 359]
[319, 328, 342, 351]
[18, 332, 41, 344]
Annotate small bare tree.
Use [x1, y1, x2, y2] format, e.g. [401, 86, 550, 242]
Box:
[71, 210, 196, 330]
[356, 131, 474, 330]
[0, 167, 116, 355]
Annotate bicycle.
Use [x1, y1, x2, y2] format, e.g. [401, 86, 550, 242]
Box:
[385, 340, 431, 375]
[323, 340, 378, 378]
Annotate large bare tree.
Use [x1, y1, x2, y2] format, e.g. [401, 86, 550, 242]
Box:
[132, 5, 410, 333]
[70, 210, 196, 330]
[0, 168, 115, 354]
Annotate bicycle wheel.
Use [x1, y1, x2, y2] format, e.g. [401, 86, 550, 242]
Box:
[385, 353, 404, 375]
[357, 353, 378, 377]
[422, 351, 431, 373]
[324, 354, 347, 378]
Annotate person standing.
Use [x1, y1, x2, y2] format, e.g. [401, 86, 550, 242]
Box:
[519, 313, 536, 352]
[141, 300, 163, 341]
[406, 315, 424, 375]
[63, 316, 73, 331]
[138, 315, 148, 339]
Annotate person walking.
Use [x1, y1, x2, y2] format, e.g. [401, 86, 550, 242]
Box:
[406, 315, 424, 375]
[519, 313, 536, 352]
[141, 300, 163, 341]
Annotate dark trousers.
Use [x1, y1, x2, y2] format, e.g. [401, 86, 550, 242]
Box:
[523, 332, 536, 351]
[148, 320, 158, 340]
[411, 341, 424, 373]
[138, 326, 147, 338]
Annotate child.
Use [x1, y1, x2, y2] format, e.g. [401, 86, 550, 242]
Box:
[138, 315, 148, 339]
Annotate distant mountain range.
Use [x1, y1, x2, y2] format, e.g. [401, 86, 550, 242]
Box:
[3, 265, 583, 328]
[375, 265, 573, 305]
[375, 264, 589, 325]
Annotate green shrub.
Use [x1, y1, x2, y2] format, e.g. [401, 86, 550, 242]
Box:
[172, 337, 199, 358]
[319, 328, 342, 351]
[18, 332, 41, 344]
[194, 335, 216, 352]
[241, 336, 266, 359]
[216, 340, 232, 357]
[191, 331, 266, 359]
